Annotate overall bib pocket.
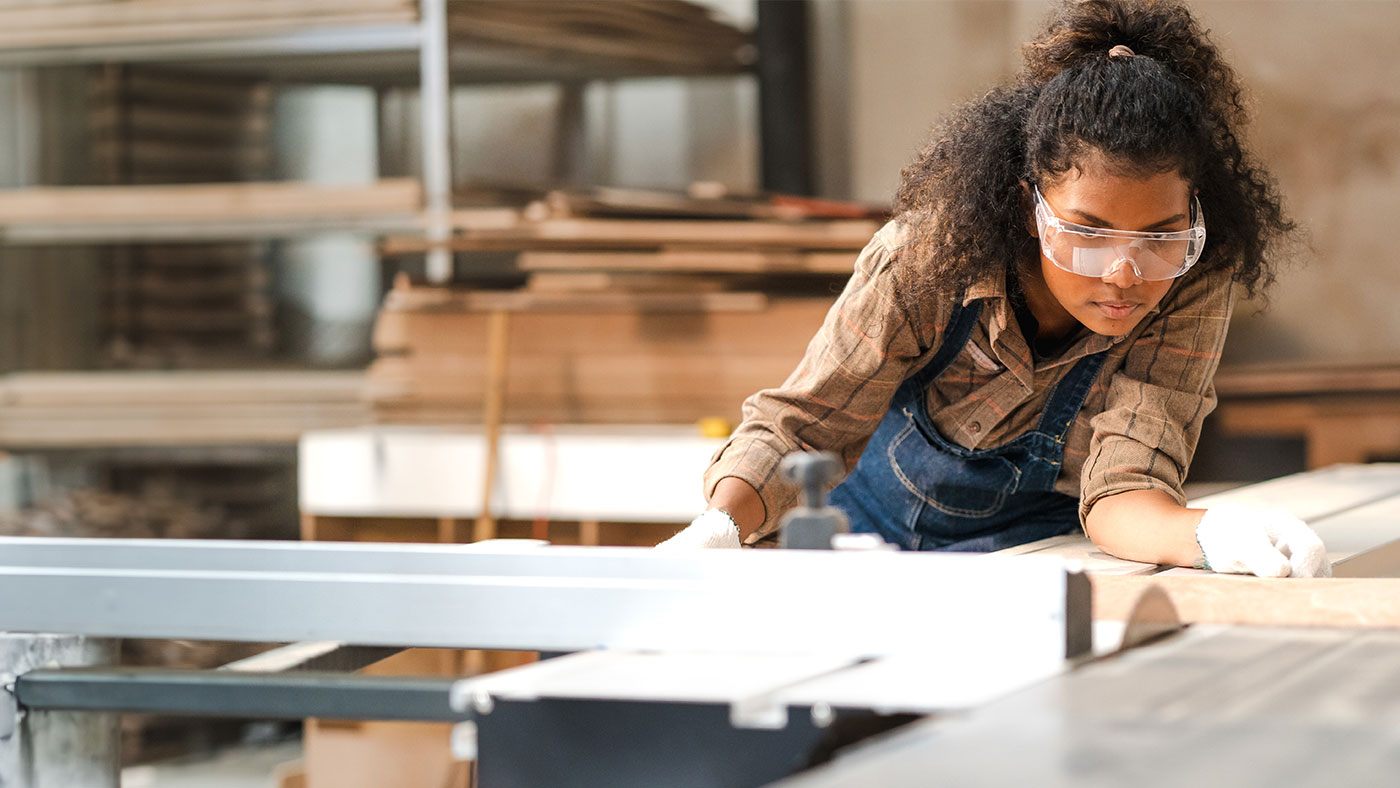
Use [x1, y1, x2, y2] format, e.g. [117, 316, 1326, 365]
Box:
[886, 410, 1022, 519]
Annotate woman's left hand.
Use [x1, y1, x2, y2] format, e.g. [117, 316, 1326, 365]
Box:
[1196, 503, 1331, 578]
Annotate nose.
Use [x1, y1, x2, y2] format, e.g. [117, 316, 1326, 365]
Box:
[1100, 250, 1143, 288]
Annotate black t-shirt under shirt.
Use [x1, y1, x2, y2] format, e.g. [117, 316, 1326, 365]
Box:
[1007, 268, 1081, 361]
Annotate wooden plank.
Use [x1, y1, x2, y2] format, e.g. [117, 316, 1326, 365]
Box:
[474, 310, 510, 543]
[0, 371, 366, 406]
[991, 534, 1160, 576]
[1090, 575, 1400, 627]
[1332, 538, 1400, 579]
[90, 104, 271, 142]
[382, 216, 881, 254]
[1214, 359, 1400, 397]
[0, 415, 371, 448]
[91, 70, 272, 111]
[1188, 463, 1400, 523]
[367, 353, 804, 403]
[0, 11, 417, 50]
[524, 272, 732, 294]
[447, 8, 745, 72]
[0, 0, 413, 31]
[529, 187, 884, 223]
[371, 296, 831, 357]
[516, 250, 856, 275]
[382, 290, 768, 315]
[0, 178, 420, 223]
[1305, 494, 1400, 563]
[0, 1, 417, 49]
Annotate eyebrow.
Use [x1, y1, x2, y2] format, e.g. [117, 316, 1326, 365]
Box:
[1067, 208, 1188, 232]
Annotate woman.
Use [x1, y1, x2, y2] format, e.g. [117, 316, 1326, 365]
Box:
[663, 0, 1328, 578]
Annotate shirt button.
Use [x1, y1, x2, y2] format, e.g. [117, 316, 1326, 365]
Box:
[968, 421, 982, 434]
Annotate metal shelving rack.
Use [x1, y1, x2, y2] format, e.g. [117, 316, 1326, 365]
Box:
[0, 0, 754, 282]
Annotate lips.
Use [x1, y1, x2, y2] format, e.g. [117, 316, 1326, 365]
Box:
[1094, 301, 1140, 319]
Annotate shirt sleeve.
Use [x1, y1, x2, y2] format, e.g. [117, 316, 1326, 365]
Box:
[703, 223, 939, 539]
[1079, 267, 1237, 524]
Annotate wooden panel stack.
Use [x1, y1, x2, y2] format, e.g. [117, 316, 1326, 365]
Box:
[448, 0, 754, 75]
[372, 188, 885, 426]
[0, 371, 370, 448]
[90, 65, 275, 365]
[0, 0, 418, 50]
[370, 285, 835, 425]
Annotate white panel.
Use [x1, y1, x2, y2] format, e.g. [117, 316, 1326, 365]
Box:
[300, 425, 722, 521]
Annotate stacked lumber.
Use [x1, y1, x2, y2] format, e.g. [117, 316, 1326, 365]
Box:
[0, 371, 371, 448]
[373, 186, 882, 425]
[449, 0, 753, 74]
[0, 1, 751, 85]
[89, 66, 281, 364]
[369, 279, 835, 425]
[90, 66, 271, 185]
[0, 0, 417, 50]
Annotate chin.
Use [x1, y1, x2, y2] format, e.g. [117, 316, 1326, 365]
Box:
[1077, 311, 1142, 337]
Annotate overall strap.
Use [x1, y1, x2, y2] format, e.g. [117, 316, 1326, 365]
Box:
[1034, 350, 1110, 442]
[907, 299, 984, 388]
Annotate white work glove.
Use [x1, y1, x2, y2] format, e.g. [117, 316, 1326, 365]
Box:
[1196, 503, 1331, 578]
[655, 509, 741, 549]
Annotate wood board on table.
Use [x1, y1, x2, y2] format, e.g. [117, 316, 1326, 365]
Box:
[997, 465, 1400, 624]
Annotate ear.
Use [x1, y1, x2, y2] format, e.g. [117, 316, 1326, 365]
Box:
[1019, 180, 1038, 238]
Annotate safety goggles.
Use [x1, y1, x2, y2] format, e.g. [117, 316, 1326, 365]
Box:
[1032, 186, 1206, 281]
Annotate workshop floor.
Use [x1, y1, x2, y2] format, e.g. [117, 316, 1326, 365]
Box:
[121, 740, 302, 788]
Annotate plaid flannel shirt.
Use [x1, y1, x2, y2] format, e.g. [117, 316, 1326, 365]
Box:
[704, 219, 1235, 543]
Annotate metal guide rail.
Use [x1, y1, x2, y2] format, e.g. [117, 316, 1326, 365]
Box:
[0, 538, 1091, 788]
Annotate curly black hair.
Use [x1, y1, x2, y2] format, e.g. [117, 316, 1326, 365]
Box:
[893, 0, 1294, 305]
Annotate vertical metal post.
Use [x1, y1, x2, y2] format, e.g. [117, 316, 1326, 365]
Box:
[0, 634, 119, 788]
[756, 0, 813, 195]
[13, 69, 39, 188]
[418, 0, 454, 283]
[552, 82, 587, 187]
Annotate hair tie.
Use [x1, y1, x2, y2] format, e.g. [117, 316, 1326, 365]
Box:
[1108, 44, 1136, 59]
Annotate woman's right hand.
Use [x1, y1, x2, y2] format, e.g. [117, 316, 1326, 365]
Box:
[654, 510, 741, 549]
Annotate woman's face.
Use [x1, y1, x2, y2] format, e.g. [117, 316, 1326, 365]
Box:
[1030, 164, 1192, 337]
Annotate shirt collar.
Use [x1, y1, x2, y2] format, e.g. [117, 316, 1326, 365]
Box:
[962, 269, 1006, 305]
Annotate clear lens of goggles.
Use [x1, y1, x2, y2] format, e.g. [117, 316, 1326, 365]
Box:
[1033, 186, 1206, 281]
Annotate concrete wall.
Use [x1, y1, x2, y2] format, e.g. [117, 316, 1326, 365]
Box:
[825, 0, 1400, 365]
[1199, 1, 1400, 363]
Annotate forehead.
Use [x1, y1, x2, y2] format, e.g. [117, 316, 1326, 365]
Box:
[1040, 164, 1192, 229]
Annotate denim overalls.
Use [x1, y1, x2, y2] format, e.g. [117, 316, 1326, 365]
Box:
[829, 300, 1107, 552]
